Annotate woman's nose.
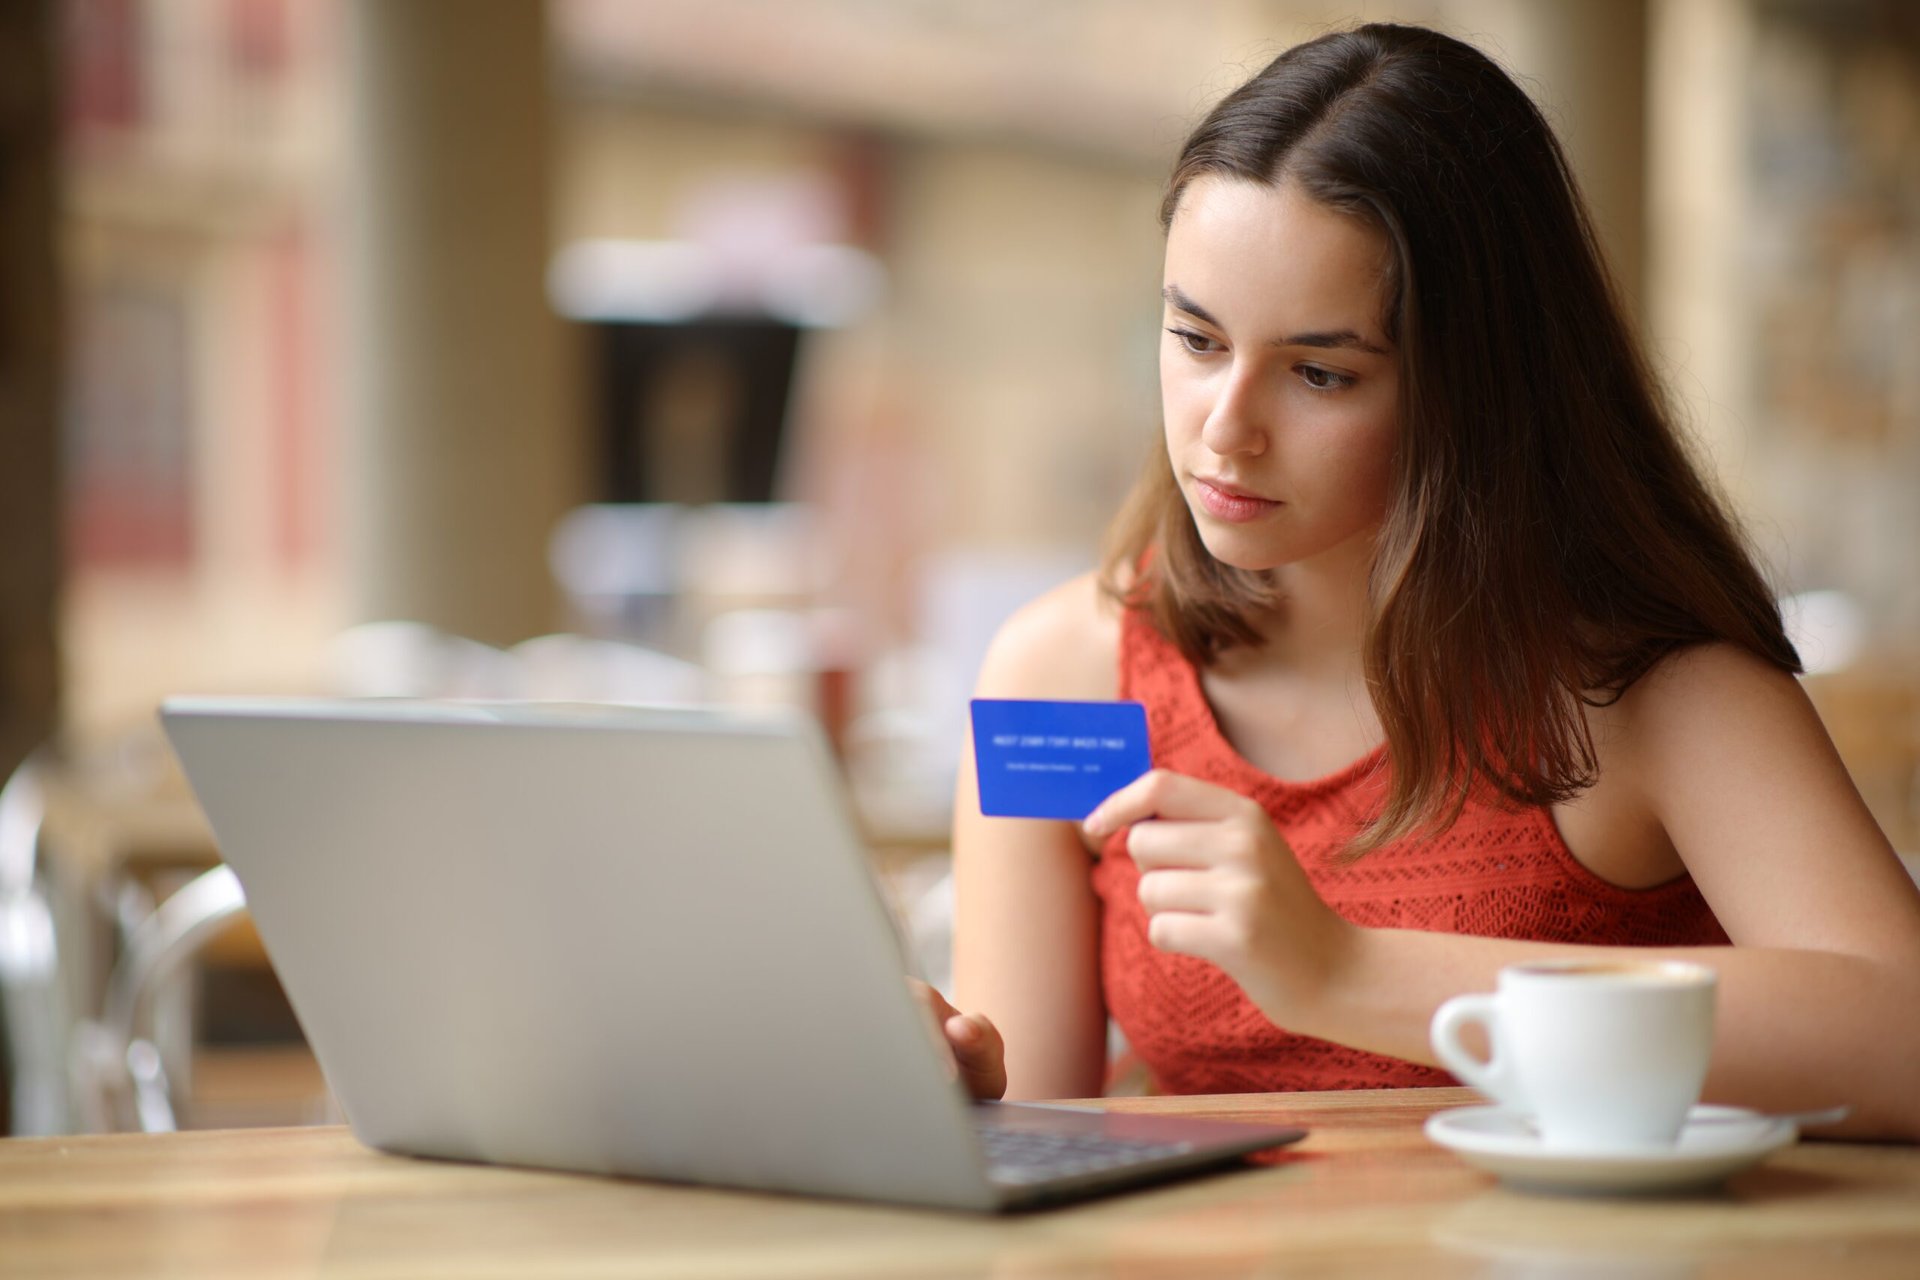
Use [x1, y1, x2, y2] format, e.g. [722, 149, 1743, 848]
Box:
[1199, 363, 1270, 458]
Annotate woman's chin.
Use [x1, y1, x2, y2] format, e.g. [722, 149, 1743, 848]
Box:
[1192, 525, 1286, 573]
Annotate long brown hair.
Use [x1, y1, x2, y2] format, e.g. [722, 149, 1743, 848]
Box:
[1103, 23, 1801, 851]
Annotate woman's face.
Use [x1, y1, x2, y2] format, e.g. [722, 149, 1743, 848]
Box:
[1160, 175, 1400, 574]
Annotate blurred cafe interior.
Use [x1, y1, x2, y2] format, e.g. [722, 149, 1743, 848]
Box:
[0, 0, 1916, 1137]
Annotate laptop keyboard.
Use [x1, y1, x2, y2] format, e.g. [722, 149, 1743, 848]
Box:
[973, 1119, 1195, 1185]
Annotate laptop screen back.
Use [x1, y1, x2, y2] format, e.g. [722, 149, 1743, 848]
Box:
[161, 698, 997, 1209]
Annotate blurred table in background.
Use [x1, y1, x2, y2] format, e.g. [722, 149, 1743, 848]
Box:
[1802, 663, 1920, 856]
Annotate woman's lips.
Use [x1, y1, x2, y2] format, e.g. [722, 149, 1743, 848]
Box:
[1193, 477, 1281, 523]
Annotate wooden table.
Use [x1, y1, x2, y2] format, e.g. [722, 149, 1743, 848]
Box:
[3, 1088, 1917, 1278]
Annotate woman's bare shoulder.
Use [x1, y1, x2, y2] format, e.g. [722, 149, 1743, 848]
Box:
[973, 570, 1124, 703]
[1598, 640, 1831, 813]
[1559, 641, 1852, 890]
[1610, 642, 1806, 742]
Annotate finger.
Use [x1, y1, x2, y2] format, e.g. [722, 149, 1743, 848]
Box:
[906, 976, 960, 1024]
[945, 1011, 995, 1056]
[1123, 818, 1241, 870]
[1084, 770, 1252, 838]
[1135, 866, 1218, 914]
[1144, 909, 1227, 964]
[945, 1012, 1008, 1100]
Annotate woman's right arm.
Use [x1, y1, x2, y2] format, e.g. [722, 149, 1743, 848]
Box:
[949, 572, 1120, 1101]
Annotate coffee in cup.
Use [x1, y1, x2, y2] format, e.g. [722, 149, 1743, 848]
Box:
[1429, 958, 1717, 1151]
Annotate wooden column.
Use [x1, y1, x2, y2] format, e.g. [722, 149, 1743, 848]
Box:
[342, 0, 577, 645]
[0, 0, 60, 786]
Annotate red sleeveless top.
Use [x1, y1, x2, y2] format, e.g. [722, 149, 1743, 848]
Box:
[1090, 606, 1730, 1094]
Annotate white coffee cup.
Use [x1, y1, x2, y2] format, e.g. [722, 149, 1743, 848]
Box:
[1429, 958, 1718, 1152]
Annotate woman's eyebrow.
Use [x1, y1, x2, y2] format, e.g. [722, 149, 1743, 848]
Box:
[1162, 284, 1388, 355]
[1162, 284, 1224, 329]
[1284, 329, 1390, 355]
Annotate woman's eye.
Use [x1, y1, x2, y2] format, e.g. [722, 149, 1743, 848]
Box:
[1298, 365, 1354, 391]
[1167, 327, 1220, 355]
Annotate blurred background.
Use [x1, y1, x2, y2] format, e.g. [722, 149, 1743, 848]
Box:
[0, 0, 1915, 1135]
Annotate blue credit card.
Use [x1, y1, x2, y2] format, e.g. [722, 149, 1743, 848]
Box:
[971, 699, 1152, 820]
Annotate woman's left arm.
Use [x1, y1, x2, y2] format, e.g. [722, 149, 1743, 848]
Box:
[1089, 645, 1920, 1140]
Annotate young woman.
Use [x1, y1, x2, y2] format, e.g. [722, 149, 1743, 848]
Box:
[920, 23, 1920, 1140]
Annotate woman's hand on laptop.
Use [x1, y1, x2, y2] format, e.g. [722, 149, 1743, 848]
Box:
[907, 978, 1007, 1101]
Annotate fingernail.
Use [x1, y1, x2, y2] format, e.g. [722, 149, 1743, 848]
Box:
[950, 1016, 978, 1045]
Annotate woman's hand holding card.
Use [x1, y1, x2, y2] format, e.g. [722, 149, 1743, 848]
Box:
[1084, 770, 1359, 1025]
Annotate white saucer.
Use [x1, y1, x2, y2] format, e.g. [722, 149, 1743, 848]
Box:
[1425, 1105, 1797, 1195]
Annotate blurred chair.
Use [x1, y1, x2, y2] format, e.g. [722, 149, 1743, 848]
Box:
[0, 748, 70, 1133]
[0, 739, 253, 1135]
[69, 864, 246, 1133]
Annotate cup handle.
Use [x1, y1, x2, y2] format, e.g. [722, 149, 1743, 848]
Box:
[1430, 993, 1525, 1110]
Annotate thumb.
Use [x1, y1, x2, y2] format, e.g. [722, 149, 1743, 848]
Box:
[945, 1012, 1008, 1101]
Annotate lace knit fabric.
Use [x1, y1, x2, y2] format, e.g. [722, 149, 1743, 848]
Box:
[1090, 606, 1730, 1094]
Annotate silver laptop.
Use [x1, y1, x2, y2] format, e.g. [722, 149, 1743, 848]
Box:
[159, 696, 1303, 1211]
